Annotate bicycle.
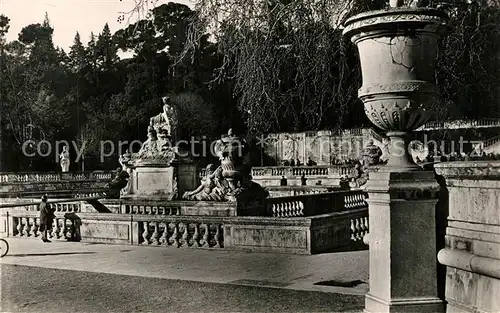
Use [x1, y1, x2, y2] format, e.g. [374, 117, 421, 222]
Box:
[0, 238, 9, 257]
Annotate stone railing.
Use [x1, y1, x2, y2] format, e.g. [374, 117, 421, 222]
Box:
[0, 171, 114, 198]
[5, 210, 78, 241]
[250, 165, 354, 177]
[266, 186, 339, 197]
[416, 118, 500, 131]
[349, 209, 369, 242]
[1, 202, 368, 254]
[198, 165, 355, 179]
[138, 217, 223, 248]
[265, 190, 367, 218]
[0, 171, 113, 183]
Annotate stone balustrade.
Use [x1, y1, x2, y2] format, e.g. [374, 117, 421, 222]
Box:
[265, 190, 367, 218]
[0, 171, 113, 183]
[139, 219, 223, 248]
[249, 165, 355, 178]
[5, 210, 77, 241]
[198, 165, 355, 180]
[0, 171, 114, 198]
[0, 197, 369, 254]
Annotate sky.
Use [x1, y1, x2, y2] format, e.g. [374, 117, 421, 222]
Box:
[0, 0, 193, 51]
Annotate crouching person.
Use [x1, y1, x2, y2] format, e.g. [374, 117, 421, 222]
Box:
[39, 195, 55, 243]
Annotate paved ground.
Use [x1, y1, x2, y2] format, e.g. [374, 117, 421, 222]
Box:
[1, 238, 369, 312]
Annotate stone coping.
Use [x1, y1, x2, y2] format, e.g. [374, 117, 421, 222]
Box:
[434, 161, 500, 179]
[3, 209, 366, 224]
[103, 199, 238, 208]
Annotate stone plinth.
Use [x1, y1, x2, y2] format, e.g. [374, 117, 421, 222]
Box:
[364, 170, 443, 313]
[123, 164, 177, 200]
[435, 161, 500, 313]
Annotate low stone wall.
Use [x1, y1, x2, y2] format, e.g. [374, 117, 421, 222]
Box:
[435, 161, 500, 313]
[0, 208, 368, 255]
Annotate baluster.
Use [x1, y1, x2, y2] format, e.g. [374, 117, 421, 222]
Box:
[150, 221, 159, 245]
[180, 223, 189, 247]
[142, 222, 150, 245]
[35, 218, 41, 237]
[191, 223, 201, 247]
[272, 204, 278, 217]
[22, 218, 30, 236]
[168, 223, 180, 247]
[350, 219, 356, 241]
[168, 207, 173, 215]
[360, 217, 367, 238]
[214, 224, 221, 248]
[355, 218, 362, 241]
[50, 218, 57, 239]
[294, 201, 301, 216]
[364, 216, 369, 233]
[59, 219, 65, 238]
[159, 223, 169, 245]
[298, 201, 304, 216]
[29, 217, 36, 237]
[16, 217, 22, 236]
[200, 224, 210, 247]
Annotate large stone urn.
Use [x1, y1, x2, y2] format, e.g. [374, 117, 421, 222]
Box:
[343, 7, 448, 171]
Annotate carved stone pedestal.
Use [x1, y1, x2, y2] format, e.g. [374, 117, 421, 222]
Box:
[122, 163, 178, 200]
[365, 170, 443, 313]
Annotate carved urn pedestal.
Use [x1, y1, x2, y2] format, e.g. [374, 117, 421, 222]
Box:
[343, 7, 448, 313]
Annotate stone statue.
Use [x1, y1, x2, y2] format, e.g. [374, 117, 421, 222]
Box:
[362, 139, 383, 166]
[149, 96, 178, 140]
[349, 160, 369, 188]
[183, 129, 268, 203]
[138, 126, 159, 159]
[182, 164, 225, 201]
[105, 167, 130, 198]
[119, 149, 132, 169]
[59, 146, 70, 172]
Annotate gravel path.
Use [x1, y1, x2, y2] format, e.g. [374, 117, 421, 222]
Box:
[1, 264, 364, 313]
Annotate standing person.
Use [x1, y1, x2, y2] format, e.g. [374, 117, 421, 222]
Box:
[59, 146, 70, 172]
[39, 195, 55, 243]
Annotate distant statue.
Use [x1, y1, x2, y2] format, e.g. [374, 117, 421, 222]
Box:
[362, 139, 383, 166]
[307, 157, 317, 166]
[182, 164, 224, 201]
[60, 146, 70, 172]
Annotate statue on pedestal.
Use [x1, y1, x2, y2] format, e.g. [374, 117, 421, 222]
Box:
[182, 164, 224, 201]
[149, 96, 178, 141]
[59, 146, 70, 172]
[183, 129, 268, 203]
